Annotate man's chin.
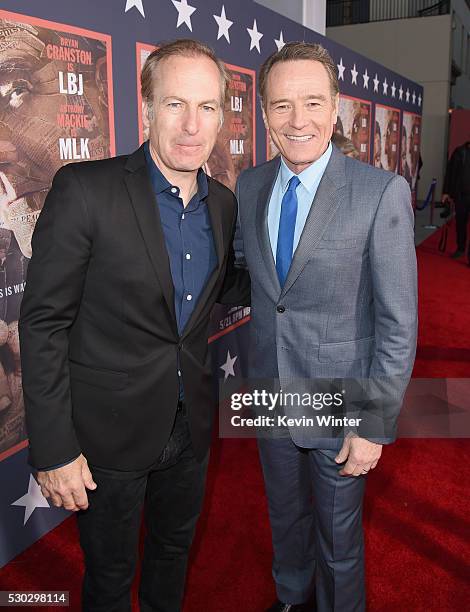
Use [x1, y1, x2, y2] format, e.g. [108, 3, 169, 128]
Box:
[283, 155, 319, 168]
[176, 164, 204, 173]
[170, 155, 208, 173]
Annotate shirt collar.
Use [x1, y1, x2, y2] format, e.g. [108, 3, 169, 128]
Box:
[144, 140, 208, 200]
[280, 141, 333, 195]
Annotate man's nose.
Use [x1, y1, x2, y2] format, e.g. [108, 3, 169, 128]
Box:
[182, 107, 199, 135]
[289, 107, 309, 130]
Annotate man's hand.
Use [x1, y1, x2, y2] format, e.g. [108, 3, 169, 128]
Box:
[334, 433, 382, 477]
[37, 454, 97, 511]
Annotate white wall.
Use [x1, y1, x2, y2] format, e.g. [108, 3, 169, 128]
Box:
[254, 0, 326, 34]
[327, 15, 453, 199]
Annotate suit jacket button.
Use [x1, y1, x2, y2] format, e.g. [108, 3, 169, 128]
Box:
[276, 305, 285, 313]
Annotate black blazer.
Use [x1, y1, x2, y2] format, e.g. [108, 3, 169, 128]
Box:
[19, 145, 250, 471]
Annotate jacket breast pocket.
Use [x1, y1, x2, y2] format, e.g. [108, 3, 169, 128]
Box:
[69, 361, 128, 390]
[316, 236, 366, 250]
[318, 336, 375, 363]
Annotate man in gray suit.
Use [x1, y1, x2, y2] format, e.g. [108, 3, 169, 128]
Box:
[235, 43, 417, 612]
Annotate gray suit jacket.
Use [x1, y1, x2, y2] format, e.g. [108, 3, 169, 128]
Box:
[236, 145, 418, 449]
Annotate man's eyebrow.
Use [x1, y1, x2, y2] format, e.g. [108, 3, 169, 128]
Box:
[199, 98, 220, 106]
[160, 95, 220, 106]
[270, 94, 328, 105]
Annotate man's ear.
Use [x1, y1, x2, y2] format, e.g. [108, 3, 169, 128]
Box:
[142, 101, 149, 129]
[142, 100, 154, 128]
[261, 105, 269, 131]
[332, 93, 339, 125]
[218, 109, 224, 132]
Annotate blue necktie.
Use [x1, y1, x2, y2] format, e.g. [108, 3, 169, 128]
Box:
[276, 175, 300, 286]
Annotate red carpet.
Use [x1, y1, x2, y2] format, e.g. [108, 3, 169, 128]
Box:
[1, 221, 469, 611]
[413, 219, 470, 377]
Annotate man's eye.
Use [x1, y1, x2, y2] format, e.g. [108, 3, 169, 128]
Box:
[307, 102, 319, 108]
[275, 105, 289, 112]
[202, 105, 216, 112]
[168, 102, 183, 109]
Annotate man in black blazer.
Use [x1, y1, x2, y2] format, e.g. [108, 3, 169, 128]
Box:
[19, 39, 249, 612]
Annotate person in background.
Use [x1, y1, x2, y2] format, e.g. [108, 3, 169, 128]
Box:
[442, 140, 470, 262]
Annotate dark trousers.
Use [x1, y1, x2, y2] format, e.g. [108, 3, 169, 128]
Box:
[455, 193, 470, 252]
[258, 437, 366, 612]
[77, 405, 209, 612]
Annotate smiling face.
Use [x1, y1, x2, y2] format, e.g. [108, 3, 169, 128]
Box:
[263, 59, 338, 174]
[143, 54, 223, 178]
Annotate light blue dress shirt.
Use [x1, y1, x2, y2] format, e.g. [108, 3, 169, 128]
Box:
[268, 142, 333, 260]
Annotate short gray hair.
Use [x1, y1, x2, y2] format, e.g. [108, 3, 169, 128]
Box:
[259, 42, 339, 107]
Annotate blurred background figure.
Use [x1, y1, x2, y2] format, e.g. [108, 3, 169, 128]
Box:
[442, 140, 470, 261]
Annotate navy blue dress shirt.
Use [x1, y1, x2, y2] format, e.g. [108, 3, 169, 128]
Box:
[144, 141, 217, 335]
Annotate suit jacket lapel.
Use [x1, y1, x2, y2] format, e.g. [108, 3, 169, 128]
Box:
[124, 145, 178, 331]
[281, 146, 347, 297]
[181, 177, 224, 339]
[256, 158, 282, 298]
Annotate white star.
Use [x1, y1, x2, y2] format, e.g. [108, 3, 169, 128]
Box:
[383, 77, 388, 95]
[337, 58, 345, 81]
[373, 73, 379, 92]
[350, 63, 358, 85]
[406, 88, 410, 102]
[362, 68, 369, 89]
[220, 350, 237, 381]
[125, 0, 145, 18]
[171, 0, 196, 32]
[213, 5, 233, 43]
[399, 85, 404, 100]
[12, 474, 50, 525]
[391, 82, 396, 97]
[247, 19, 263, 53]
[274, 30, 285, 51]
[412, 91, 416, 104]
[418, 94, 422, 107]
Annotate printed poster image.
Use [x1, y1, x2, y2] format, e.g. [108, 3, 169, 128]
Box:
[374, 105, 400, 173]
[137, 43, 256, 192]
[0, 10, 115, 458]
[334, 95, 371, 163]
[401, 112, 421, 193]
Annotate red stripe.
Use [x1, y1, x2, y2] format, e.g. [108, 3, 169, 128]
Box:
[208, 316, 250, 344]
[0, 439, 28, 463]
